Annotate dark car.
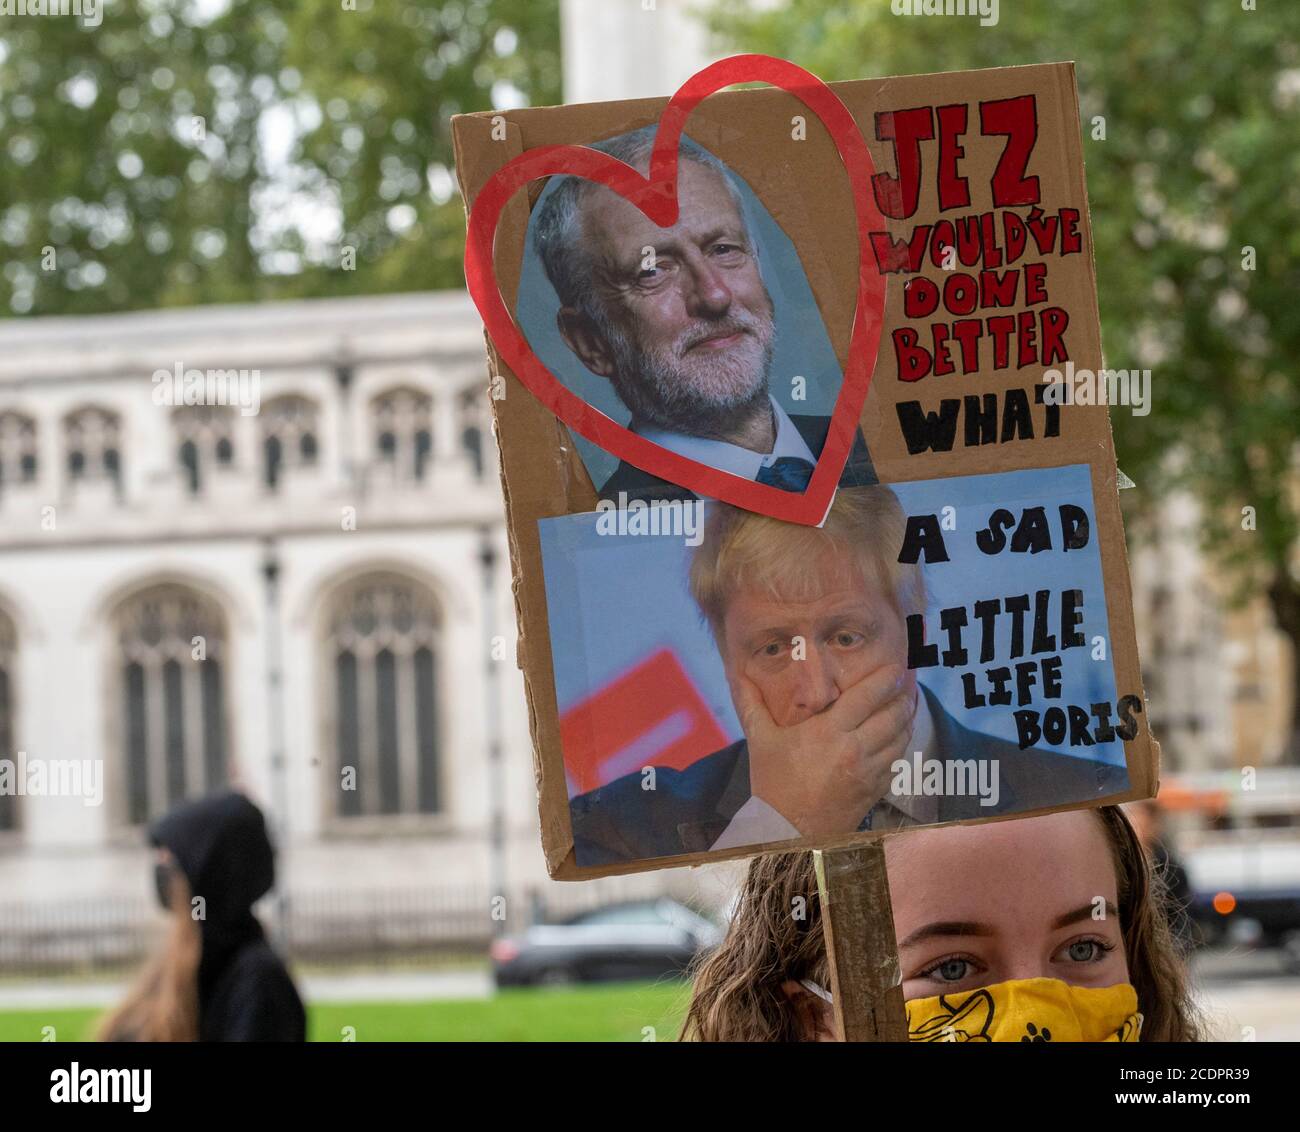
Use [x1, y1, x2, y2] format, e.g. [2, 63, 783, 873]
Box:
[1189, 889, 1300, 971]
[490, 898, 723, 987]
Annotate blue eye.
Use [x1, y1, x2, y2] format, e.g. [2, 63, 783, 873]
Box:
[1068, 940, 1101, 962]
[924, 957, 971, 983]
[916, 951, 985, 985]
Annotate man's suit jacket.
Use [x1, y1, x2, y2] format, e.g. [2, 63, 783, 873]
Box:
[597, 414, 877, 503]
[569, 685, 1130, 866]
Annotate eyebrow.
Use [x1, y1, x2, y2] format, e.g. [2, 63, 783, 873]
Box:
[898, 903, 1119, 950]
[694, 224, 748, 248]
[741, 611, 876, 652]
[1052, 902, 1118, 929]
[610, 223, 749, 277]
[898, 921, 995, 949]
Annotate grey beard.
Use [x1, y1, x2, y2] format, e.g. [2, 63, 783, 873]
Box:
[594, 308, 776, 440]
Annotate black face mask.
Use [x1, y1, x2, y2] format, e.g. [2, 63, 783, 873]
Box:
[154, 861, 176, 910]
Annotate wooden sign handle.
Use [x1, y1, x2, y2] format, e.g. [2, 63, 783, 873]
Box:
[814, 843, 909, 1042]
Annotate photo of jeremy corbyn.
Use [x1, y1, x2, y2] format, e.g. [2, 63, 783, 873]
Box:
[568, 487, 1130, 866]
[529, 125, 875, 502]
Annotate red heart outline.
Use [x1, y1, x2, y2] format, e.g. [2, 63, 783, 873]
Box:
[465, 54, 887, 525]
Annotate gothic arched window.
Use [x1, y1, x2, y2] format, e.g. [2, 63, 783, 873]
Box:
[172, 406, 235, 495]
[65, 406, 122, 490]
[371, 387, 433, 484]
[261, 395, 319, 490]
[324, 573, 441, 818]
[0, 411, 38, 488]
[114, 584, 229, 825]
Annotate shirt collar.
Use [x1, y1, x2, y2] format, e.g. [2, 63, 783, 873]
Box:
[882, 686, 940, 824]
[631, 397, 816, 483]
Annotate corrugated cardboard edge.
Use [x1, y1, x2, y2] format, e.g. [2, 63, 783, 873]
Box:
[452, 118, 575, 875]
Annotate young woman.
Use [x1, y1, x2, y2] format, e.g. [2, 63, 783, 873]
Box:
[682, 806, 1201, 1041]
[98, 791, 306, 1042]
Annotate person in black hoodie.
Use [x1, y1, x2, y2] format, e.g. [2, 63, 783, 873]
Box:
[99, 791, 306, 1042]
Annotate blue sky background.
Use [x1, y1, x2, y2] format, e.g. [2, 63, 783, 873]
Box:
[538, 464, 1127, 768]
[516, 130, 840, 490]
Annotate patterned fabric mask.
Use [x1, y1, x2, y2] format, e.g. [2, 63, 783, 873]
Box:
[905, 977, 1142, 1043]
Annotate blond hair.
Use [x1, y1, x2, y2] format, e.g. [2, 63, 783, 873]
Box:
[689, 486, 925, 637]
[97, 868, 201, 1042]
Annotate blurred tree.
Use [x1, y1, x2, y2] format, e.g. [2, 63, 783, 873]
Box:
[278, 0, 560, 297]
[0, 0, 559, 315]
[712, 0, 1300, 755]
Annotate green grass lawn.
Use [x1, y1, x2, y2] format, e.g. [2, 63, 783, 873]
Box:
[0, 981, 692, 1042]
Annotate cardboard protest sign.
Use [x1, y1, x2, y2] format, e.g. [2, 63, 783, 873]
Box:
[452, 59, 1158, 880]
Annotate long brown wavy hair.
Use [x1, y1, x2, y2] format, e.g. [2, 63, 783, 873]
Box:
[97, 865, 202, 1042]
[682, 806, 1202, 1041]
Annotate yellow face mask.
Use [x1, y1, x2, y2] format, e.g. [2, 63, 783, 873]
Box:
[905, 978, 1142, 1043]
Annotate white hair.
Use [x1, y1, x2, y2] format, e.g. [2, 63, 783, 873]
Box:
[530, 124, 754, 316]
